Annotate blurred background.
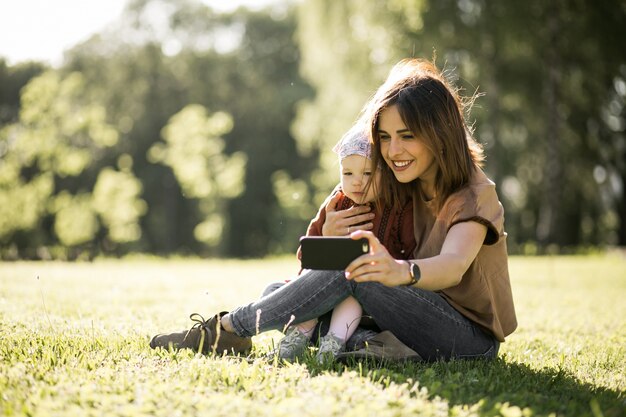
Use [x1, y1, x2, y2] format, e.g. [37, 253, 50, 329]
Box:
[0, 0, 624, 260]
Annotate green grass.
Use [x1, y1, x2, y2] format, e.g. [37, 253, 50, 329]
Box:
[1, 255, 624, 416]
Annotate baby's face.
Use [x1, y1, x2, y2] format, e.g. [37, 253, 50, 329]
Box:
[340, 155, 381, 204]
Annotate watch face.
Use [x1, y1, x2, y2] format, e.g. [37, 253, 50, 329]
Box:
[410, 263, 420, 280]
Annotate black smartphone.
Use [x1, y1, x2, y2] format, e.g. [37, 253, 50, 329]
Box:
[299, 236, 370, 270]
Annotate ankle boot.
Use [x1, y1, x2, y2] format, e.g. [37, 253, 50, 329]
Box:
[150, 312, 252, 355]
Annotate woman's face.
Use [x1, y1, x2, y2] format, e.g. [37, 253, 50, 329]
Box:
[377, 105, 439, 190]
[340, 154, 380, 204]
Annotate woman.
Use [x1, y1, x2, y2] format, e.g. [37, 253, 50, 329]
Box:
[150, 58, 517, 361]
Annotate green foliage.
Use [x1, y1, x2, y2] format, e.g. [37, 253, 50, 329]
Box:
[57, 0, 313, 257]
[294, 0, 626, 249]
[293, 0, 414, 204]
[92, 166, 147, 243]
[0, 170, 53, 241]
[51, 192, 98, 246]
[0, 59, 47, 124]
[18, 72, 118, 175]
[150, 104, 246, 247]
[1, 0, 623, 257]
[153, 105, 243, 200]
[0, 71, 134, 252]
[271, 170, 316, 250]
[0, 255, 624, 416]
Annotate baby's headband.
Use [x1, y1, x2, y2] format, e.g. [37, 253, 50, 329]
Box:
[332, 123, 371, 160]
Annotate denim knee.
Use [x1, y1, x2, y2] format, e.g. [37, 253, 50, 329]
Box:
[261, 282, 285, 297]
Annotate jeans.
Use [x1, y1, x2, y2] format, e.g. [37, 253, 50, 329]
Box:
[229, 269, 499, 361]
[260, 282, 379, 351]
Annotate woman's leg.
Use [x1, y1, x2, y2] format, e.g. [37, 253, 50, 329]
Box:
[261, 282, 286, 297]
[227, 269, 349, 337]
[352, 282, 498, 361]
[261, 282, 318, 338]
[226, 269, 497, 361]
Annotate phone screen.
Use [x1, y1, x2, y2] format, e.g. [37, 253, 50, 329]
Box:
[299, 237, 369, 270]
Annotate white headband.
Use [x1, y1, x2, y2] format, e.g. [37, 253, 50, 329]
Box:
[332, 123, 371, 160]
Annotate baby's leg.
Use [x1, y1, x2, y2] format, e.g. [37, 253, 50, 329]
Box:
[328, 296, 362, 342]
[295, 318, 317, 338]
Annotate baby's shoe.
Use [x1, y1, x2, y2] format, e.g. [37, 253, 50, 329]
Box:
[275, 327, 310, 362]
[316, 333, 345, 364]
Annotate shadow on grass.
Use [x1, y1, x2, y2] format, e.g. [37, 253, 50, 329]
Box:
[326, 357, 624, 417]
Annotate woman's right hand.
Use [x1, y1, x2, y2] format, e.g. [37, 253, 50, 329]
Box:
[344, 230, 410, 287]
[321, 193, 375, 236]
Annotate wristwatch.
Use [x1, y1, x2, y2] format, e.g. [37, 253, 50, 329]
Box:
[404, 261, 421, 286]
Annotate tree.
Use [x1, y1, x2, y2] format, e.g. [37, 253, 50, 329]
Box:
[294, 0, 626, 251]
[0, 59, 47, 125]
[149, 104, 246, 251]
[293, 0, 415, 205]
[59, 0, 313, 256]
[0, 71, 146, 258]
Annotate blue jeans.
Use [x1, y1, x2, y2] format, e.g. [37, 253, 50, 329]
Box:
[259, 282, 379, 351]
[229, 269, 499, 361]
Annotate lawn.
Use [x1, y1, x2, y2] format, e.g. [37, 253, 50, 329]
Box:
[1, 255, 624, 416]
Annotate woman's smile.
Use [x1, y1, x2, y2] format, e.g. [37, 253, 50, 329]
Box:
[391, 160, 413, 169]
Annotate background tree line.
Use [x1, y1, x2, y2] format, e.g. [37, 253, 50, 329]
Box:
[0, 0, 624, 259]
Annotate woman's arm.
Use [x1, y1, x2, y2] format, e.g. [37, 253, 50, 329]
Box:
[345, 221, 487, 290]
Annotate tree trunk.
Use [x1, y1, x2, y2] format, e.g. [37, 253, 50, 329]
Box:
[537, 4, 563, 248]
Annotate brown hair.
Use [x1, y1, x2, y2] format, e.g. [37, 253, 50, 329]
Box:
[364, 59, 484, 211]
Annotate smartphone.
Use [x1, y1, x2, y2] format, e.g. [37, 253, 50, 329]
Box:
[299, 236, 369, 270]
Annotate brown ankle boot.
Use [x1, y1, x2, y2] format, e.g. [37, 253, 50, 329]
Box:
[149, 312, 252, 355]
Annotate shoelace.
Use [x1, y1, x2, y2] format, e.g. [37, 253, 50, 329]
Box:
[184, 313, 211, 342]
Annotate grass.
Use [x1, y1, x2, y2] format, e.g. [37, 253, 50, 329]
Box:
[0, 254, 624, 416]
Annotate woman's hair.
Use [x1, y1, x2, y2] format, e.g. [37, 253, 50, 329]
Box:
[364, 58, 484, 211]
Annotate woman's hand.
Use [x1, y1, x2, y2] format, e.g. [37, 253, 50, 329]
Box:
[321, 193, 375, 236]
[344, 230, 410, 287]
[345, 221, 489, 291]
